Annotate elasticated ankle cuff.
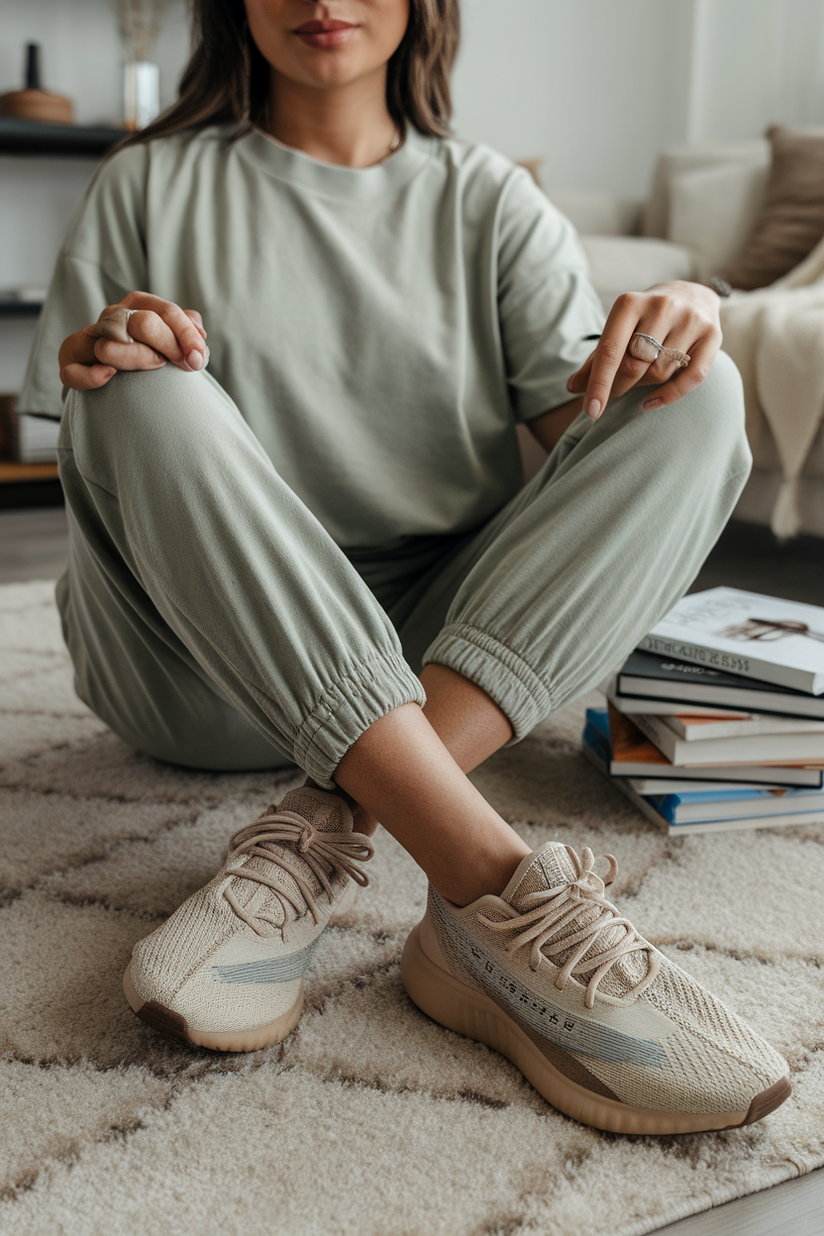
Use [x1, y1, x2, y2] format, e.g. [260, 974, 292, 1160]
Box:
[293, 652, 426, 787]
[422, 623, 553, 743]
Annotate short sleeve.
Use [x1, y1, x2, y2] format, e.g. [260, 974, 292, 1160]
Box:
[496, 169, 605, 421]
[18, 144, 150, 418]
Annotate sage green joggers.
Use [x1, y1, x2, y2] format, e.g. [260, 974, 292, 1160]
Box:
[56, 354, 751, 788]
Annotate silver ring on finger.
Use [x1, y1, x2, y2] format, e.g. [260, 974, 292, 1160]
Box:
[89, 305, 140, 345]
[629, 332, 690, 370]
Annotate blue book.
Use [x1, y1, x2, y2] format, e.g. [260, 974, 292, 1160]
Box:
[648, 787, 824, 824]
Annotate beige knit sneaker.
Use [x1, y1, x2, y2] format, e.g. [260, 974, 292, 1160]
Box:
[124, 785, 373, 1051]
[401, 842, 791, 1134]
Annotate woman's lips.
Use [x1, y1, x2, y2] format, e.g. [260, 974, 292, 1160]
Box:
[293, 20, 357, 49]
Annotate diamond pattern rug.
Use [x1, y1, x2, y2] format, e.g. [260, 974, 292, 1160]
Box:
[1, 581, 822, 1235]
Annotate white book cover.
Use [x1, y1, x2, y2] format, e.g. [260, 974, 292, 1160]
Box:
[584, 748, 824, 834]
[639, 587, 824, 695]
[627, 777, 781, 794]
[632, 711, 824, 766]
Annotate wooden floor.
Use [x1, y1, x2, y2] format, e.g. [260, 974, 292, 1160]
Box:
[0, 504, 821, 1234]
[0, 506, 69, 584]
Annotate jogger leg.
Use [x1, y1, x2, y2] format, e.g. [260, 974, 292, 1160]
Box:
[408, 352, 752, 744]
[57, 366, 424, 782]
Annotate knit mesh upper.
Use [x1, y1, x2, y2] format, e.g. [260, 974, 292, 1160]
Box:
[130, 786, 360, 1019]
[426, 842, 789, 1115]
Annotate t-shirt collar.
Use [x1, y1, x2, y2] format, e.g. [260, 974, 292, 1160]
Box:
[241, 122, 434, 199]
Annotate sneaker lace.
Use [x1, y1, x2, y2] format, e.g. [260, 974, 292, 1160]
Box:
[479, 845, 659, 1008]
[222, 807, 374, 936]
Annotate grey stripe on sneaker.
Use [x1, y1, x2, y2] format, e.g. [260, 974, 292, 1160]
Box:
[430, 895, 665, 1069]
[211, 938, 321, 984]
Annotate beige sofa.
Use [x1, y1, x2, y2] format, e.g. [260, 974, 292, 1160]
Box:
[544, 143, 824, 538]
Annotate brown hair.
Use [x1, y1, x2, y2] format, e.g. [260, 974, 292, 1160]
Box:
[123, 0, 460, 149]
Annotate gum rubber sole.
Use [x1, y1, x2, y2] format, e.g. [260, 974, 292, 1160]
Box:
[400, 924, 791, 1135]
[123, 961, 304, 1053]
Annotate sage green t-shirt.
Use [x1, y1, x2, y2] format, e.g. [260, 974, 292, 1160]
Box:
[21, 124, 605, 547]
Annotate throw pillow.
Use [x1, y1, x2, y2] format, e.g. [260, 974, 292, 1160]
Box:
[669, 161, 770, 283]
[726, 125, 824, 290]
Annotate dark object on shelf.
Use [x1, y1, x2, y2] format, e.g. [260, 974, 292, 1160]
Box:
[0, 465, 63, 509]
[0, 299, 42, 317]
[0, 43, 74, 125]
[0, 116, 125, 156]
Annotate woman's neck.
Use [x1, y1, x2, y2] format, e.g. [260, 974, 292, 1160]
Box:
[263, 70, 399, 168]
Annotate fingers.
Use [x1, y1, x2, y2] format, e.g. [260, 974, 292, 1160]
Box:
[59, 361, 119, 391]
[101, 293, 208, 370]
[91, 336, 168, 371]
[58, 330, 118, 389]
[581, 295, 649, 417]
[184, 309, 207, 341]
[641, 335, 718, 410]
[58, 329, 98, 372]
[58, 295, 209, 391]
[124, 294, 207, 370]
[567, 283, 722, 417]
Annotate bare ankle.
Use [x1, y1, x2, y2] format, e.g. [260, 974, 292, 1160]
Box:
[434, 843, 529, 907]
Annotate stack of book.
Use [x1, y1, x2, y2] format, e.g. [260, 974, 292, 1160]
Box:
[584, 586, 824, 834]
[0, 396, 59, 463]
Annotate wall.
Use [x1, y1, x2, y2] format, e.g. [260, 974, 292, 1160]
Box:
[451, 0, 696, 195]
[2, 0, 824, 392]
[686, 0, 824, 141]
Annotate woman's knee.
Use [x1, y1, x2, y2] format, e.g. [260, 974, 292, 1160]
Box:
[62, 367, 239, 490]
[67, 365, 226, 440]
[666, 349, 751, 475]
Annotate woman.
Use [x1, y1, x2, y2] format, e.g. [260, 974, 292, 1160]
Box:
[23, 0, 790, 1134]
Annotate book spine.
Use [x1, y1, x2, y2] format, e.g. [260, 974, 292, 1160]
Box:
[637, 633, 816, 695]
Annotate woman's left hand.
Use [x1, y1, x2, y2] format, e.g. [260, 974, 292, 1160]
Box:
[566, 280, 722, 420]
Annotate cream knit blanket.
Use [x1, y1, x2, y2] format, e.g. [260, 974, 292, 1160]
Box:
[721, 234, 824, 539]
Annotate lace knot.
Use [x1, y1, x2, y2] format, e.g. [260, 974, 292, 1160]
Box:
[221, 807, 374, 936]
[479, 845, 658, 1009]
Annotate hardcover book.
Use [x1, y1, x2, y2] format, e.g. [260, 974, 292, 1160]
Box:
[583, 707, 824, 788]
[583, 710, 824, 832]
[630, 710, 824, 766]
[606, 683, 749, 720]
[648, 785, 824, 825]
[661, 712, 824, 741]
[616, 650, 824, 719]
[638, 587, 824, 695]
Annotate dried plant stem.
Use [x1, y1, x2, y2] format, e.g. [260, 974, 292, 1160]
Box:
[115, 0, 171, 62]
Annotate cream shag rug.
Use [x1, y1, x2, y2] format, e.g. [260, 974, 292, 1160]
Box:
[1, 580, 822, 1236]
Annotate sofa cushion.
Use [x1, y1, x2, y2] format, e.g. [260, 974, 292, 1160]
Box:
[579, 236, 695, 310]
[546, 190, 643, 237]
[726, 125, 824, 290]
[669, 161, 770, 283]
[643, 141, 768, 239]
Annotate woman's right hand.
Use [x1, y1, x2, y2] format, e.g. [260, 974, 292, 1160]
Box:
[58, 291, 209, 391]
